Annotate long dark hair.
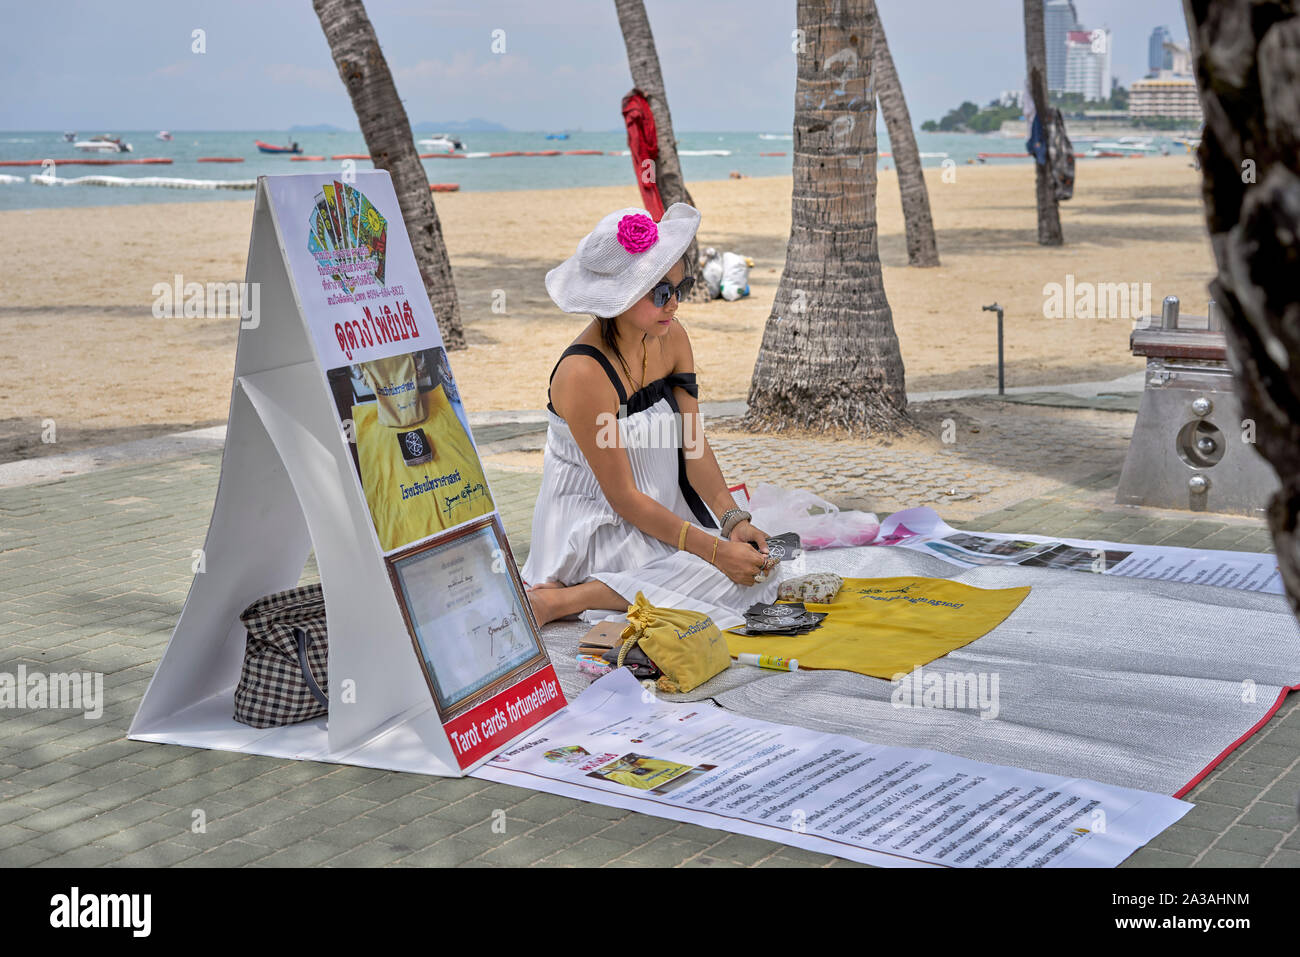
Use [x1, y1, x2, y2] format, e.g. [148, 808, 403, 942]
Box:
[597, 313, 666, 385]
[597, 315, 630, 382]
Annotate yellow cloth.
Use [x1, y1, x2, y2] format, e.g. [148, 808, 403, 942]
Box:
[353, 383, 494, 551]
[725, 576, 1030, 679]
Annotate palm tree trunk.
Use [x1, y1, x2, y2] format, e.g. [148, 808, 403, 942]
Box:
[312, 0, 464, 349]
[874, 15, 939, 267]
[744, 0, 908, 434]
[1023, 0, 1063, 246]
[614, 0, 710, 302]
[1185, 0, 1300, 622]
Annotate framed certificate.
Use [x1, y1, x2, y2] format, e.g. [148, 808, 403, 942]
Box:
[388, 515, 547, 721]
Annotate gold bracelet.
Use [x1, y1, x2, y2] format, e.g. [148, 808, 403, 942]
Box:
[678, 519, 690, 551]
[709, 537, 719, 565]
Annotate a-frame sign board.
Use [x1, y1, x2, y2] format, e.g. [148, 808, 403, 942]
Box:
[129, 171, 565, 775]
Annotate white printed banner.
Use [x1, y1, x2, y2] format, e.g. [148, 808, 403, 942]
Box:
[872, 507, 1281, 593]
[475, 669, 1191, 868]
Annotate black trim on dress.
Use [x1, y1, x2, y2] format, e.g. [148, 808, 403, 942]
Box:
[545, 346, 718, 529]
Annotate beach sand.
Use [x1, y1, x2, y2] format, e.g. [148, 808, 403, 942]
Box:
[0, 155, 1215, 461]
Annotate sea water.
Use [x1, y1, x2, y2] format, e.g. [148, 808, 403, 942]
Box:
[0, 129, 1175, 211]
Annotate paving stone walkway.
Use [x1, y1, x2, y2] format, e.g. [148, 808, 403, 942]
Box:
[1, 417, 1297, 867]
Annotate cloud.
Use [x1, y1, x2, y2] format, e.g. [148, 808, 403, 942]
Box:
[263, 62, 338, 92]
[394, 49, 532, 85]
[151, 61, 195, 78]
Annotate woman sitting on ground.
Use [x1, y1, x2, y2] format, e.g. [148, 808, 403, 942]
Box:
[521, 203, 785, 629]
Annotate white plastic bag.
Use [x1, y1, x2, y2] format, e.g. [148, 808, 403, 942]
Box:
[698, 247, 723, 299]
[745, 483, 879, 550]
[719, 252, 752, 301]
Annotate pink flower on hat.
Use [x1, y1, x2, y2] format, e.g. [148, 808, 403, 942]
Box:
[616, 213, 658, 254]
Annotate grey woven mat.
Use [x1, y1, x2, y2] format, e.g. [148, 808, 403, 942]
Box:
[538, 544, 1300, 795]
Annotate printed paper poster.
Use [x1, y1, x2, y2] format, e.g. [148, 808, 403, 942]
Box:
[587, 753, 697, 791]
[268, 173, 494, 552]
[872, 507, 1283, 593]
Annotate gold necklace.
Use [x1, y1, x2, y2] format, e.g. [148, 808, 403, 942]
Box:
[621, 335, 648, 392]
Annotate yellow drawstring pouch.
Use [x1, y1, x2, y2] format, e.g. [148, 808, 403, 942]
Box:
[617, 591, 730, 694]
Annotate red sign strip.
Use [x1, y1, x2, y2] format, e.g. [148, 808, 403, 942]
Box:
[443, 666, 567, 769]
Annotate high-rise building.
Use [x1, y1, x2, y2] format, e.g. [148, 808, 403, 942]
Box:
[1065, 28, 1112, 102]
[1163, 40, 1192, 75]
[1148, 26, 1173, 73]
[1043, 0, 1079, 93]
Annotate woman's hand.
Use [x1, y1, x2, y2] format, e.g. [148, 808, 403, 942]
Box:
[728, 519, 769, 554]
[713, 538, 773, 587]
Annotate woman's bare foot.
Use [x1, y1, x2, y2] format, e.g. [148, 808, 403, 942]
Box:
[525, 579, 629, 628]
[525, 581, 567, 627]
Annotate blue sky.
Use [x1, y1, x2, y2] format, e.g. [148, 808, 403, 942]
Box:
[0, 0, 1190, 132]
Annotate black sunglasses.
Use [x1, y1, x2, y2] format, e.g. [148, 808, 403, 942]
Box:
[648, 276, 694, 308]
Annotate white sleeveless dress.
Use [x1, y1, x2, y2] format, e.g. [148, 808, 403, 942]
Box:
[519, 344, 787, 630]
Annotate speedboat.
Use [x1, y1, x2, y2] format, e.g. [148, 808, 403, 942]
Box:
[156, 131, 173, 141]
[416, 134, 465, 153]
[62, 131, 77, 142]
[1114, 137, 1160, 152]
[74, 135, 133, 153]
[1093, 140, 1159, 153]
[255, 140, 304, 154]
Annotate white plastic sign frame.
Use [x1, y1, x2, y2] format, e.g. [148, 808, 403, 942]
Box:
[129, 171, 565, 776]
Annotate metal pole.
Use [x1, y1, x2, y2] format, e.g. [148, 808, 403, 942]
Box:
[982, 303, 1005, 395]
[1161, 295, 1180, 330]
[1207, 298, 1222, 332]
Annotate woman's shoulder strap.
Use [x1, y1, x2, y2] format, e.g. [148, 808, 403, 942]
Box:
[547, 343, 627, 407]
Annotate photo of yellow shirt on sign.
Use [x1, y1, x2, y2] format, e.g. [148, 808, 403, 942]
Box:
[331, 348, 495, 553]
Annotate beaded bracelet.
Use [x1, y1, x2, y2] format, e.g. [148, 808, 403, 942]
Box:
[721, 508, 752, 537]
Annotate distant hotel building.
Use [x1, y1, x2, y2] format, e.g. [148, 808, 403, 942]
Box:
[1064, 28, 1112, 102]
[1129, 76, 1202, 121]
[1129, 40, 1202, 122]
[1043, 0, 1079, 93]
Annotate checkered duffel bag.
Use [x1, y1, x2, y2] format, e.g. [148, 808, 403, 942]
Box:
[233, 583, 329, 728]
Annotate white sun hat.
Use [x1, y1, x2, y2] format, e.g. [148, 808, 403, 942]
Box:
[545, 203, 701, 318]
